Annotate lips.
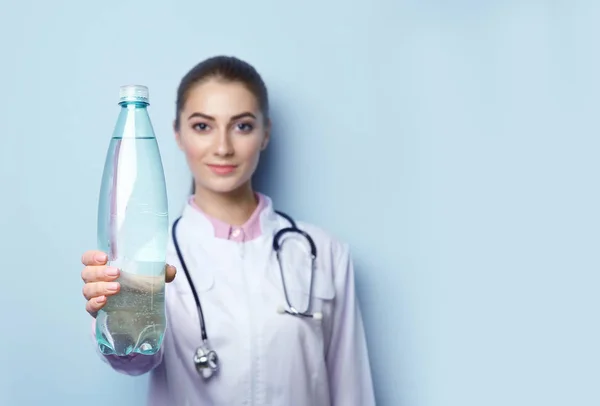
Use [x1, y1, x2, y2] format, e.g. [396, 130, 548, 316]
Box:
[207, 164, 237, 175]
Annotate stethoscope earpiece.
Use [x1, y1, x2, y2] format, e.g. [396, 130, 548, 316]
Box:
[276, 305, 323, 320]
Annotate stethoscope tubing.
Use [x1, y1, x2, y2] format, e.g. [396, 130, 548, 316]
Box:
[171, 210, 319, 378]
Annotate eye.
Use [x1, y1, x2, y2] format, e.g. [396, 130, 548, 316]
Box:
[192, 122, 210, 132]
[236, 122, 254, 133]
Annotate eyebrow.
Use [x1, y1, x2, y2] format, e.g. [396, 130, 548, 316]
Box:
[187, 112, 257, 121]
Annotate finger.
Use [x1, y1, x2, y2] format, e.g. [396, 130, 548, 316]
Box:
[82, 281, 120, 301]
[81, 250, 108, 266]
[165, 264, 177, 283]
[81, 265, 119, 283]
[86, 295, 106, 317]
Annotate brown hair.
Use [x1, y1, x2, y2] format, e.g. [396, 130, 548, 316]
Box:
[174, 55, 270, 130]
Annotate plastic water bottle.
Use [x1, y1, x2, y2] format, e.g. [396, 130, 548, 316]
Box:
[96, 85, 169, 356]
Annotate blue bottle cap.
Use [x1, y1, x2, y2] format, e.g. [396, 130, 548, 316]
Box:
[119, 85, 149, 104]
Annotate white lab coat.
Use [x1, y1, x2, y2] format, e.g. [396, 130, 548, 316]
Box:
[96, 194, 375, 406]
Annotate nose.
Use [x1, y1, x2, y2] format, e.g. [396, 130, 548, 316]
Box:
[214, 129, 234, 157]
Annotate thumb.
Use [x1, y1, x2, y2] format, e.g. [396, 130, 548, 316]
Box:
[165, 264, 177, 283]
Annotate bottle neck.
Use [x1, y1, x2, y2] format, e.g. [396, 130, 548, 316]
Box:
[112, 102, 155, 139]
[119, 101, 149, 108]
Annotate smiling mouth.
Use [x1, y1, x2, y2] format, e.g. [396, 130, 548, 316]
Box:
[207, 164, 237, 175]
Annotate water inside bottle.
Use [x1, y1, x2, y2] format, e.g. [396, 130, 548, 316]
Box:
[96, 260, 166, 356]
[97, 136, 169, 356]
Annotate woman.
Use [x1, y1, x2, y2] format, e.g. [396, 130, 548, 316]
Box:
[80, 55, 375, 405]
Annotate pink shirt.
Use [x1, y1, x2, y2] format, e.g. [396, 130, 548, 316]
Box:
[188, 193, 267, 242]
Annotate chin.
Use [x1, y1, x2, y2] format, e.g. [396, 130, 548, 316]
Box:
[198, 178, 249, 195]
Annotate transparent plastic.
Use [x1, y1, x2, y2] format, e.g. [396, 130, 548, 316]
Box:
[96, 85, 169, 356]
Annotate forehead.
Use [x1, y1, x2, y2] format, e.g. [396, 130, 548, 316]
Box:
[184, 79, 260, 115]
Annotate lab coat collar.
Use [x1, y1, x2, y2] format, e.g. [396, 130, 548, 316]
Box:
[180, 193, 281, 243]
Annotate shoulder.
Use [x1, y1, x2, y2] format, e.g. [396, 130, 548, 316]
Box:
[264, 193, 350, 262]
[294, 219, 351, 268]
[289, 218, 356, 299]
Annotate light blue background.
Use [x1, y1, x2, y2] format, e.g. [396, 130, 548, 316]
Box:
[0, 1, 598, 405]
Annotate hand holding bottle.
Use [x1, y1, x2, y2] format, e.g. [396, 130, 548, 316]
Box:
[81, 250, 176, 318]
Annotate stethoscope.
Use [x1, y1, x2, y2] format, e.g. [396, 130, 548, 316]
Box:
[171, 210, 321, 380]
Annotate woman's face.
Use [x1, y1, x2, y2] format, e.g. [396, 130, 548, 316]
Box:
[175, 78, 270, 196]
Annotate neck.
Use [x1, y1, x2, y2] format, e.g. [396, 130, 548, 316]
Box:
[193, 183, 259, 226]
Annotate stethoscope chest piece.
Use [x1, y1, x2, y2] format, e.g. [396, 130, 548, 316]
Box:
[193, 344, 219, 379]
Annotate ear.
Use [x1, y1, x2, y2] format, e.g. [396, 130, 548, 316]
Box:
[261, 118, 272, 151]
[173, 120, 184, 151]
